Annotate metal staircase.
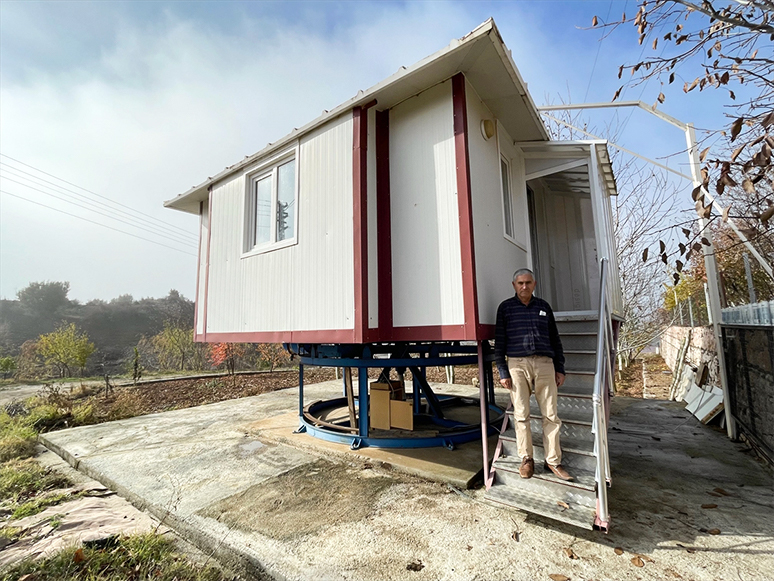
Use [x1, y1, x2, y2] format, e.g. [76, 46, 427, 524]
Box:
[484, 259, 615, 531]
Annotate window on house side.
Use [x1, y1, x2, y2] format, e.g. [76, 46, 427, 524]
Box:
[247, 156, 297, 253]
[501, 157, 514, 238]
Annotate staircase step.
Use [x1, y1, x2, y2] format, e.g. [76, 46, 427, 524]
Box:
[561, 370, 595, 392]
[504, 409, 594, 443]
[529, 395, 593, 421]
[556, 318, 599, 335]
[493, 457, 597, 505]
[485, 481, 596, 530]
[560, 333, 598, 351]
[498, 425, 597, 471]
[564, 351, 597, 372]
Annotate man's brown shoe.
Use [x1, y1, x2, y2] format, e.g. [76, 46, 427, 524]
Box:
[544, 462, 574, 481]
[519, 457, 534, 479]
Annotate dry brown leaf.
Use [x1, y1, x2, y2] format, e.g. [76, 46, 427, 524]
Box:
[631, 556, 644, 567]
[713, 487, 732, 496]
[706, 490, 723, 497]
[73, 548, 86, 564]
[743, 178, 756, 194]
[642, 248, 649, 262]
[592, 15, 598, 26]
[564, 547, 579, 560]
[699, 147, 710, 162]
[614, 547, 624, 555]
[701, 503, 718, 509]
[730, 117, 744, 141]
[666, 568, 684, 578]
[511, 530, 520, 542]
[639, 554, 655, 563]
[708, 528, 721, 535]
[760, 204, 774, 224]
[612, 86, 623, 102]
[548, 575, 570, 581]
[676, 543, 696, 554]
[730, 145, 745, 162]
[722, 206, 730, 222]
[701, 237, 711, 246]
[557, 501, 570, 510]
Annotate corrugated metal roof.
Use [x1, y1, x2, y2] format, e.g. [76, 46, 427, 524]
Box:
[165, 18, 549, 214]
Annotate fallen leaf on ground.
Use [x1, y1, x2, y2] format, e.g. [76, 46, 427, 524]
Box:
[73, 548, 85, 564]
[676, 543, 696, 554]
[638, 554, 655, 563]
[701, 504, 718, 509]
[713, 487, 732, 496]
[465, 545, 472, 551]
[708, 528, 721, 535]
[548, 575, 570, 581]
[631, 556, 644, 567]
[666, 568, 683, 578]
[706, 491, 723, 497]
[557, 501, 570, 510]
[564, 547, 578, 560]
[511, 530, 520, 542]
[614, 547, 624, 555]
[406, 560, 424, 572]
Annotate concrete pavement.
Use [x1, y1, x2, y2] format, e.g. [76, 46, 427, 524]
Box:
[40, 379, 774, 581]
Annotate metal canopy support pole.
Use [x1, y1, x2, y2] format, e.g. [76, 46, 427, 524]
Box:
[685, 124, 737, 440]
[477, 341, 492, 488]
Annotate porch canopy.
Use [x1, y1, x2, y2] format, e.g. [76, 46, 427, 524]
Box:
[518, 140, 623, 317]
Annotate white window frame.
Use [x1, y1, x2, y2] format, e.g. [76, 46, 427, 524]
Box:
[242, 144, 300, 257]
[497, 123, 529, 252]
[499, 154, 517, 243]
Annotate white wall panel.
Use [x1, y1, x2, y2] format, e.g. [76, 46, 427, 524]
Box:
[467, 85, 529, 326]
[367, 106, 379, 328]
[390, 80, 464, 328]
[196, 202, 209, 335]
[205, 113, 354, 334]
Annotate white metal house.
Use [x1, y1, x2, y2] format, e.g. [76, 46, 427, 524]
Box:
[164, 18, 622, 346]
[166, 18, 624, 531]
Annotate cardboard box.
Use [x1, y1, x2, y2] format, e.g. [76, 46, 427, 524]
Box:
[370, 384, 392, 430]
[390, 400, 414, 431]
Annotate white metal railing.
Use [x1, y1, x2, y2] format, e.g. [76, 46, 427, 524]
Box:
[722, 302, 774, 326]
[592, 258, 615, 530]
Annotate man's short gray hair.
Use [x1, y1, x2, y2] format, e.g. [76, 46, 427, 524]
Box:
[512, 268, 535, 281]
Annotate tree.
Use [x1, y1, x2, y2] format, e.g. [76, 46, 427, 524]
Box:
[37, 322, 95, 378]
[0, 356, 16, 379]
[257, 343, 290, 372]
[595, 2, 774, 231]
[17, 281, 71, 318]
[151, 321, 195, 371]
[210, 343, 247, 376]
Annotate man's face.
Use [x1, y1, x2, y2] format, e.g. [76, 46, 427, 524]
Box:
[512, 274, 536, 304]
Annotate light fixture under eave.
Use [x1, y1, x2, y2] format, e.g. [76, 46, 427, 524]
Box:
[480, 119, 495, 140]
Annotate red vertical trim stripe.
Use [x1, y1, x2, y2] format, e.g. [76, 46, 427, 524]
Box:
[375, 109, 393, 342]
[452, 73, 480, 340]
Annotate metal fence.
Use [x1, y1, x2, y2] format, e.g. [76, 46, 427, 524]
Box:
[722, 302, 774, 326]
[721, 325, 774, 462]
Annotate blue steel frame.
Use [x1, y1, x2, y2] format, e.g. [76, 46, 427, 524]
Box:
[286, 342, 502, 450]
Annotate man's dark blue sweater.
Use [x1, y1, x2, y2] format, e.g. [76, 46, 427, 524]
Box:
[494, 295, 565, 379]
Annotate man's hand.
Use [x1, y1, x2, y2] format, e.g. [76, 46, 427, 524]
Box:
[555, 372, 565, 388]
[499, 378, 512, 390]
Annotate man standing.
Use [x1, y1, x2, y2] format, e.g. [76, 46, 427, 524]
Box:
[494, 268, 573, 482]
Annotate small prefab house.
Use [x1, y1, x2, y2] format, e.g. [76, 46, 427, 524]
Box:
[165, 19, 623, 345]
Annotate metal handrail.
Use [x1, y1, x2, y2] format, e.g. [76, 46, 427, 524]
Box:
[592, 258, 612, 529]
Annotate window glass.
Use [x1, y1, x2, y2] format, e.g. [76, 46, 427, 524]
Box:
[501, 158, 513, 238]
[254, 175, 272, 246]
[276, 159, 296, 241]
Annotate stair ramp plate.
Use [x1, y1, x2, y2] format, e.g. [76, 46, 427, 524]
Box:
[485, 481, 596, 530]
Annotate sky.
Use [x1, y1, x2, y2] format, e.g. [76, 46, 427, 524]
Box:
[0, 0, 735, 303]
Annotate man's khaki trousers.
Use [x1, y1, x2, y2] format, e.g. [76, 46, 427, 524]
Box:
[507, 355, 562, 466]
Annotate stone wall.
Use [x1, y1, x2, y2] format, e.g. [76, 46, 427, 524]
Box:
[661, 326, 719, 386]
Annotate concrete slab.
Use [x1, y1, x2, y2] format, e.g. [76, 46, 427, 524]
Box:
[248, 411, 498, 489]
[40, 380, 774, 581]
